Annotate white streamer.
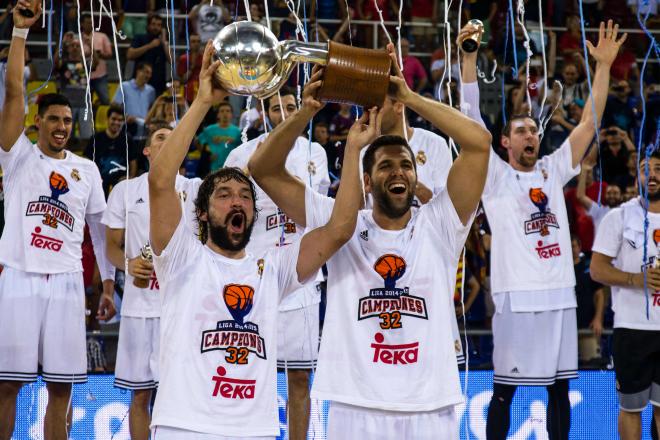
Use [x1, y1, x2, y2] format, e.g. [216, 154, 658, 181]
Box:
[515, 0, 533, 116]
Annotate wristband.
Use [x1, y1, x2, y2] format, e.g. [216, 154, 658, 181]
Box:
[12, 27, 29, 40]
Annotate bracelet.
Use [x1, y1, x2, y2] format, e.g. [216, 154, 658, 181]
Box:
[12, 27, 29, 40]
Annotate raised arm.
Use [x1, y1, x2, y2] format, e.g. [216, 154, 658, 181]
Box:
[296, 108, 382, 281]
[388, 45, 491, 224]
[247, 68, 325, 227]
[569, 20, 627, 168]
[148, 41, 228, 254]
[457, 23, 487, 129]
[0, 1, 41, 151]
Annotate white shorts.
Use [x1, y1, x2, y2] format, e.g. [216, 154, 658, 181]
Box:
[326, 402, 458, 440]
[114, 316, 160, 390]
[151, 426, 275, 440]
[277, 303, 319, 369]
[492, 293, 578, 386]
[0, 267, 87, 383]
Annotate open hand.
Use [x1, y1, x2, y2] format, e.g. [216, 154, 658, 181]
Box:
[301, 65, 325, 114]
[586, 20, 627, 67]
[386, 43, 412, 102]
[346, 106, 383, 150]
[197, 40, 229, 106]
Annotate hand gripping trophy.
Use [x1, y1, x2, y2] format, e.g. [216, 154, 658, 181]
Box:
[212, 21, 392, 108]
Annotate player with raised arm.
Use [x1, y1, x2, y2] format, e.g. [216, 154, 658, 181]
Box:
[146, 41, 381, 439]
[248, 48, 491, 439]
[459, 20, 626, 439]
[0, 3, 115, 439]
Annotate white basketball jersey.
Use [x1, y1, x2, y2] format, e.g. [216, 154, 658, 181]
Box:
[408, 127, 452, 197]
[224, 134, 329, 310]
[151, 219, 303, 436]
[482, 140, 578, 302]
[306, 187, 471, 411]
[102, 173, 201, 317]
[0, 134, 106, 273]
[592, 198, 660, 330]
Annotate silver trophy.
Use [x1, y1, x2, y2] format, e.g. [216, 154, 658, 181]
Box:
[212, 21, 392, 108]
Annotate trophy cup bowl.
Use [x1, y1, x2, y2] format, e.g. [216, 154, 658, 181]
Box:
[212, 21, 392, 108]
[460, 19, 484, 53]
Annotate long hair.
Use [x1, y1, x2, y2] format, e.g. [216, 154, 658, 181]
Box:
[194, 167, 259, 243]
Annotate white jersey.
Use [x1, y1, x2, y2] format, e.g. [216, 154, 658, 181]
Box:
[151, 218, 304, 436]
[224, 134, 329, 311]
[592, 198, 660, 330]
[588, 202, 610, 230]
[408, 127, 452, 199]
[0, 134, 106, 273]
[102, 173, 201, 317]
[307, 187, 472, 411]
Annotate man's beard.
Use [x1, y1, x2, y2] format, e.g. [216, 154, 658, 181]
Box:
[208, 214, 255, 252]
[647, 187, 660, 202]
[372, 184, 414, 219]
[517, 150, 538, 168]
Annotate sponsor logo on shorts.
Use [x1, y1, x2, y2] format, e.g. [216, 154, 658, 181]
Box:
[359, 254, 428, 329]
[524, 188, 559, 237]
[29, 227, 63, 252]
[211, 366, 256, 399]
[371, 333, 419, 365]
[534, 241, 561, 259]
[200, 284, 266, 364]
[25, 172, 75, 231]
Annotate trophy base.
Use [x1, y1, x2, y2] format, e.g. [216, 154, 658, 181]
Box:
[461, 39, 479, 53]
[317, 41, 392, 109]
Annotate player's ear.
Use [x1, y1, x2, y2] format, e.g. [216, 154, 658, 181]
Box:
[363, 172, 372, 194]
[501, 135, 510, 150]
[143, 146, 150, 157]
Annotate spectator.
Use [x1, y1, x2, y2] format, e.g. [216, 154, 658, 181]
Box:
[117, 0, 154, 39]
[84, 105, 139, 196]
[55, 33, 94, 142]
[190, 0, 229, 43]
[465, 0, 497, 41]
[577, 149, 624, 230]
[548, 98, 583, 150]
[313, 121, 342, 196]
[558, 15, 582, 60]
[249, 3, 269, 26]
[80, 14, 113, 105]
[400, 38, 428, 93]
[430, 43, 460, 102]
[0, 46, 33, 115]
[603, 79, 637, 135]
[610, 45, 640, 83]
[615, 150, 638, 190]
[177, 33, 203, 104]
[112, 62, 156, 138]
[600, 126, 636, 183]
[328, 103, 353, 143]
[126, 13, 170, 96]
[145, 92, 187, 129]
[197, 102, 241, 171]
[572, 235, 605, 364]
[623, 183, 638, 202]
[560, 61, 589, 108]
[410, 0, 438, 51]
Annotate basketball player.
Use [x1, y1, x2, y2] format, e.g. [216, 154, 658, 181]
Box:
[103, 122, 201, 440]
[224, 86, 329, 440]
[458, 20, 626, 439]
[248, 50, 492, 438]
[0, 3, 116, 439]
[591, 151, 660, 440]
[147, 41, 381, 439]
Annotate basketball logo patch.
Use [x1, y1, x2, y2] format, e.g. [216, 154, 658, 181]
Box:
[524, 187, 559, 239]
[25, 170, 75, 231]
[223, 284, 254, 325]
[358, 254, 428, 329]
[49, 171, 70, 200]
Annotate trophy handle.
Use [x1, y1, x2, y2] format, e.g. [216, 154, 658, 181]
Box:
[279, 41, 329, 66]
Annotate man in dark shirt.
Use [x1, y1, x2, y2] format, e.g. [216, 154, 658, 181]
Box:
[84, 104, 139, 196]
[126, 13, 170, 96]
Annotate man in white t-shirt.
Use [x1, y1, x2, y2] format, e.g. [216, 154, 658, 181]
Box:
[248, 55, 492, 438]
[0, 5, 115, 439]
[102, 123, 201, 440]
[591, 151, 660, 440]
[146, 42, 379, 439]
[224, 86, 329, 440]
[459, 21, 627, 439]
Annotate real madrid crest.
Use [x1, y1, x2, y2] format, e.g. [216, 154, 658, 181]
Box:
[416, 151, 427, 166]
[178, 190, 188, 202]
[70, 169, 81, 181]
[308, 161, 317, 175]
[257, 258, 265, 277]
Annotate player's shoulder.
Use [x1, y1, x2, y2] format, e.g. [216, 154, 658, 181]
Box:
[66, 150, 99, 170]
[227, 136, 260, 163]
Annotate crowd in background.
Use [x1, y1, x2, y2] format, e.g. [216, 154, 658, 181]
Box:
[0, 0, 659, 372]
